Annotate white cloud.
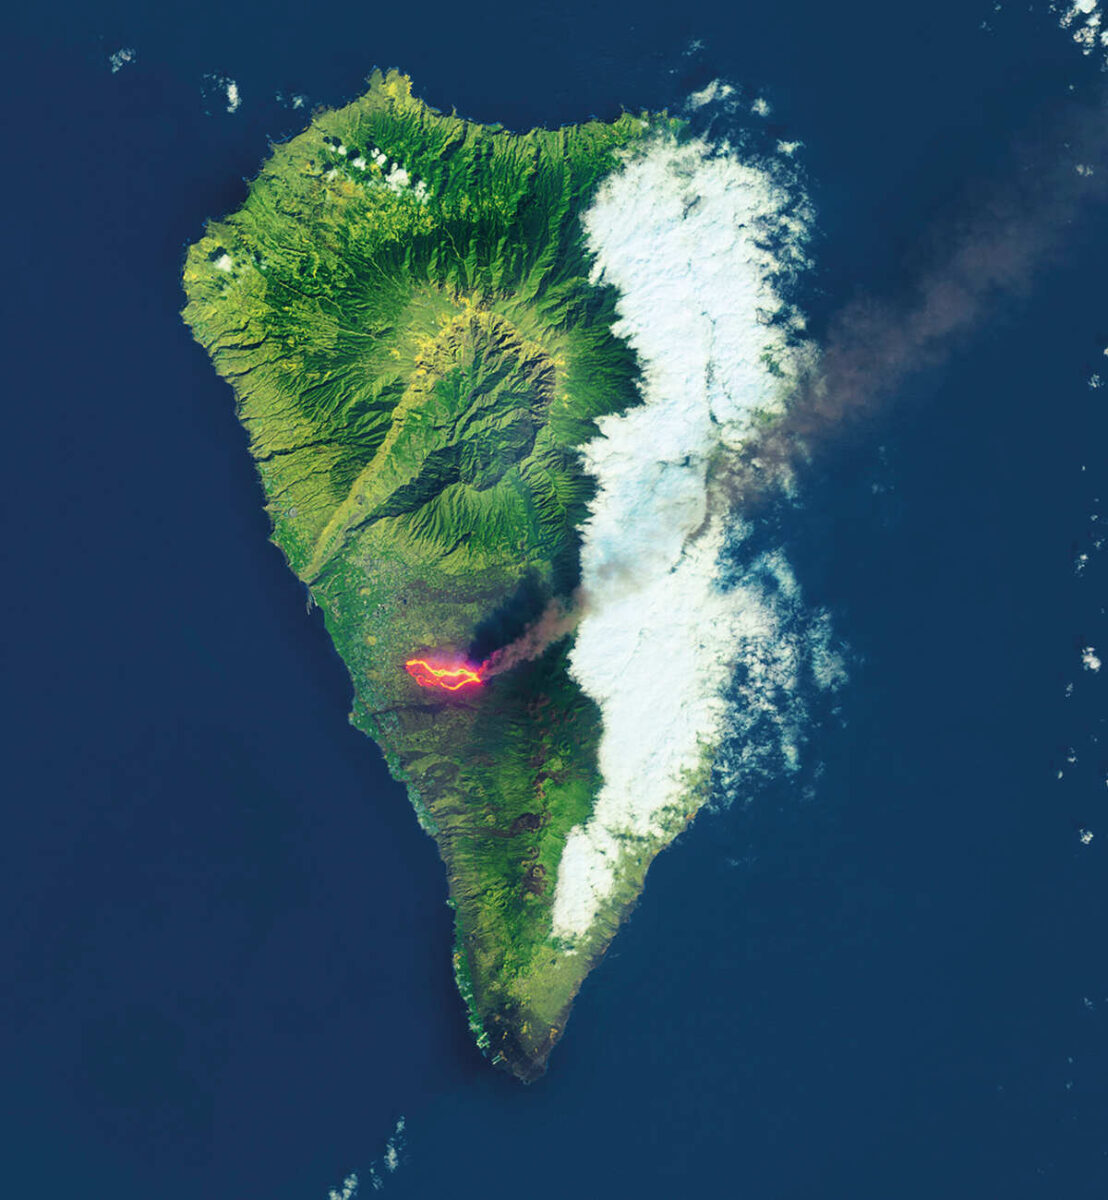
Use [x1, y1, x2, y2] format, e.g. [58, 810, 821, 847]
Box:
[327, 1172, 358, 1200]
[1054, 0, 1108, 65]
[687, 79, 735, 110]
[1082, 645, 1101, 672]
[325, 1117, 406, 1199]
[108, 47, 135, 74]
[202, 73, 241, 115]
[552, 132, 838, 939]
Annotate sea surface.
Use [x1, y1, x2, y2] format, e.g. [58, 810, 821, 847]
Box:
[3, 2, 1107, 1197]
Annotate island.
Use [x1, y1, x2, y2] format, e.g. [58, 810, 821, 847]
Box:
[182, 71, 728, 1081]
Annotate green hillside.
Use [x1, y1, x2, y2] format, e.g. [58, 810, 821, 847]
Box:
[182, 70, 667, 1079]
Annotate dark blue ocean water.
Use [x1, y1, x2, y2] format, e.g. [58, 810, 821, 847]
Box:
[3, 3, 1107, 1197]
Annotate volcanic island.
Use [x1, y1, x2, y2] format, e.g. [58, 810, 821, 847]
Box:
[182, 71, 717, 1081]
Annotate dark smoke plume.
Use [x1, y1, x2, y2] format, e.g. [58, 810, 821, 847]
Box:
[481, 590, 588, 676]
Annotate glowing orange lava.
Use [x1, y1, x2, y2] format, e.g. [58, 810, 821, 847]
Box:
[404, 658, 483, 691]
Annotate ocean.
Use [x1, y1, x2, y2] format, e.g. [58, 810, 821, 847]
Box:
[3, 1, 1106, 1196]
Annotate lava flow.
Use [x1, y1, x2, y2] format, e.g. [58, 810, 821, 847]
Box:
[404, 658, 483, 691]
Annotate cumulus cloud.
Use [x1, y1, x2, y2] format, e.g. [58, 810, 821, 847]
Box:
[552, 130, 838, 939]
[687, 79, 735, 110]
[329, 1117, 406, 1198]
[202, 73, 242, 115]
[1055, 0, 1108, 63]
[108, 47, 135, 74]
[327, 1172, 358, 1200]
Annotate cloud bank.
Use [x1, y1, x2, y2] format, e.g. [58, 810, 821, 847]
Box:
[552, 131, 838, 939]
[551, 78, 1108, 942]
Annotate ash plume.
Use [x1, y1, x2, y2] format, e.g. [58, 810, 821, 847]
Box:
[722, 93, 1108, 505]
[480, 590, 587, 677]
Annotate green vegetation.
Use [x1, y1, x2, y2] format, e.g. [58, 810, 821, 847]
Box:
[182, 71, 670, 1080]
